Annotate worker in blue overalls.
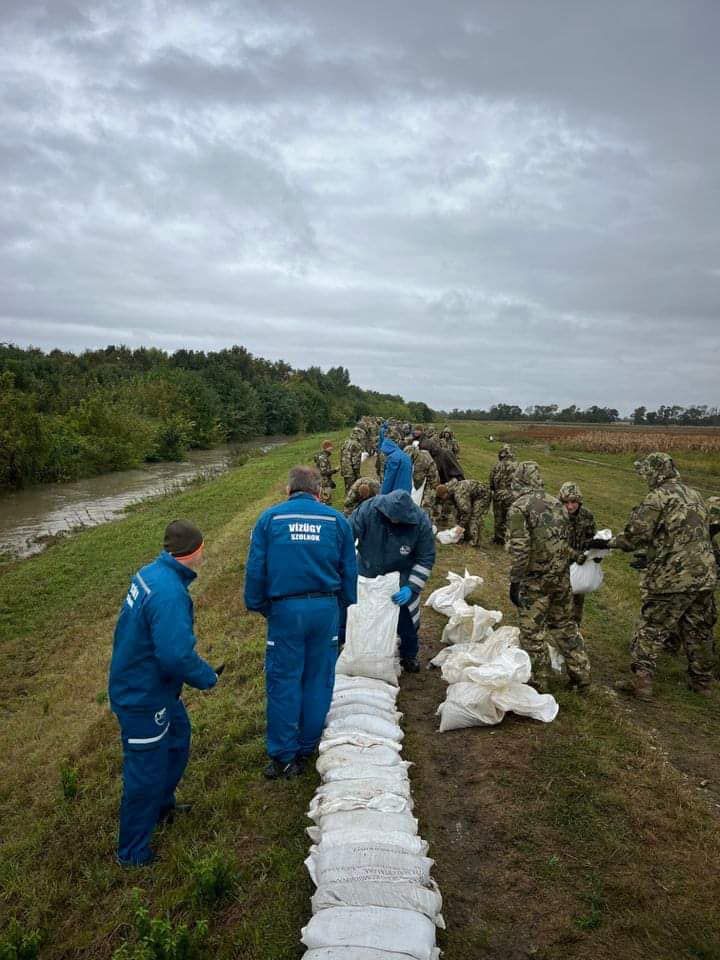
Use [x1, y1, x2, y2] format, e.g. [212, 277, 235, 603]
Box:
[244, 465, 358, 780]
[109, 520, 221, 866]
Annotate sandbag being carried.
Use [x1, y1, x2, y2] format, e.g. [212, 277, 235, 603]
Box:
[337, 573, 401, 684]
[424, 569, 483, 617]
[436, 525, 464, 544]
[570, 528, 612, 595]
[301, 906, 438, 960]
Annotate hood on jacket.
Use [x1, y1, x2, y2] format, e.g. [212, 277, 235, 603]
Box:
[380, 436, 399, 455]
[499, 444, 514, 461]
[350, 427, 365, 442]
[511, 460, 544, 496]
[559, 481, 583, 504]
[634, 452, 679, 488]
[375, 489, 419, 525]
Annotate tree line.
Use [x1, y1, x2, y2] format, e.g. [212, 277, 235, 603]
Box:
[441, 403, 720, 426]
[0, 344, 433, 489]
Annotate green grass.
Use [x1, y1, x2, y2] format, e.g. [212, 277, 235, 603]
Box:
[1, 423, 719, 959]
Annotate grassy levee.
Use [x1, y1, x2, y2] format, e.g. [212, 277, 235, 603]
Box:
[405, 421, 720, 959]
[2, 423, 720, 959]
[0, 433, 344, 959]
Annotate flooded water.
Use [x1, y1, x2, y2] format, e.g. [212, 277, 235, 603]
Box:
[0, 440, 286, 559]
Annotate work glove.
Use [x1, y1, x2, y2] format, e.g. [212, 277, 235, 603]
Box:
[392, 586, 413, 606]
[509, 582, 521, 607]
[575, 553, 587, 566]
[587, 538, 612, 551]
[214, 663, 225, 678]
[629, 553, 648, 571]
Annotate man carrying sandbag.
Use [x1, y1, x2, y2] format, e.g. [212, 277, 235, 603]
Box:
[506, 462, 591, 693]
[244, 466, 358, 779]
[558, 481, 597, 624]
[350, 489, 435, 673]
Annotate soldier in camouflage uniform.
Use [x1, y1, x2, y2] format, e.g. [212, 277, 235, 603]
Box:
[343, 477, 380, 516]
[489, 444, 517, 545]
[506, 461, 591, 691]
[438, 427, 460, 457]
[434, 479, 491, 548]
[313, 441, 338, 505]
[340, 428, 365, 494]
[609, 453, 717, 699]
[558, 481, 597, 625]
[407, 443, 440, 516]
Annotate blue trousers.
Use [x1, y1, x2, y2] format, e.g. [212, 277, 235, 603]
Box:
[398, 604, 420, 658]
[115, 699, 191, 865]
[266, 597, 339, 763]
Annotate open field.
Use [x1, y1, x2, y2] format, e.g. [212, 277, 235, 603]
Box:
[1, 425, 719, 959]
[495, 421, 720, 455]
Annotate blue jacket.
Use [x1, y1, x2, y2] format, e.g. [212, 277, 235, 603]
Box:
[109, 552, 217, 713]
[380, 438, 412, 495]
[350, 490, 435, 595]
[244, 493, 358, 614]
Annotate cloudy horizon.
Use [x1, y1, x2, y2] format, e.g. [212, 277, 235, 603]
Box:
[2, 1, 719, 413]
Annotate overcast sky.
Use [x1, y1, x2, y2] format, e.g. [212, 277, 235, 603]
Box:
[2, 1, 719, 412]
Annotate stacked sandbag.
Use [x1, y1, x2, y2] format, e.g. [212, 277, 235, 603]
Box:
[336, 573, 401, 684]
[302, 676, 444, 959]
[427, 570, 559, 731]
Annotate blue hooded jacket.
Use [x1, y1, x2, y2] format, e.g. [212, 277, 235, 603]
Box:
[244, 492, 358, 614]
[350, 490, 435, 595]
[380, 438, 413, 495]
[109, 552, 217, 713]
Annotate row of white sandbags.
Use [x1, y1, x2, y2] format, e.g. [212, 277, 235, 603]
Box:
[302, 578, 443, 960]
[426, 570, 559, 730]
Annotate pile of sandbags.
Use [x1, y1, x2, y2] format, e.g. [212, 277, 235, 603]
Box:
[427, 570, 559, 731]
[302, 674, 444, 959]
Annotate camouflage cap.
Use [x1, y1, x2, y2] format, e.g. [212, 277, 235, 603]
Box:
[511, 460, 544, 493]
[559, 481, 583, 503]
[634, 452, 679, 486]
[499, 444, 514, 460]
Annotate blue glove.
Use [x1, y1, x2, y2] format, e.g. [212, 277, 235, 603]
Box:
[392, 586, 413, 606]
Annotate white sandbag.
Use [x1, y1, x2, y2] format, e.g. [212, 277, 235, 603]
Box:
[324, 714, 404, 743]
[312, 880, 444, 928]
[319, 733, 402, 754]
[316, 744, 403, 775]
[490, 625, 520, 646]
[436, 525, 464, 544]
[333, 675, 399, 698]
[326, 702, 402, 724]
[313, 831, 428, 855]
[338, 573, 401, 684]
[322, 762, 411, 784]
[424, 569, 483, 616]
[492, 684, 559, 723]
[571, 528, 612, 594]
[411, 480, 426, 506]
[329, 688, 398, 710]
[308, 791, 413, 821]
[315, 809, 418, 837]
[304, 948, 440, 960]
[306, 843, 434, 887]
[437, 682, 504, 730]
[442, 605, 503, 645]
[429, 642, 476, 668]
[302, 906, 437, 960]
[462, 648, 532, 688]
[314, 777, 412, 801]
[548, 642, 565, 672]
[360, 451, 369, 463]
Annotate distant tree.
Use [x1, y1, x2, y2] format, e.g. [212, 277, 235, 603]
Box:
[632, 406, 646, 424]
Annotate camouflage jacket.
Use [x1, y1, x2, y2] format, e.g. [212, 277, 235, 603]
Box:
[489, 460, 517, 504]
[340, 437, 363, 478]
[408, 447, 439, 490]
[439, 436, 460, 456]
[613, 480, 717, 593]
[313, 449, 336, 482]
[344, 477, 380, 515]
[566, 506, 596, 558]
[506, 490, 573, 584]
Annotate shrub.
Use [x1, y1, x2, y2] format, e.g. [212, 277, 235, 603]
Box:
[112, 897, 208, 960]
[187, 850, 238, 905]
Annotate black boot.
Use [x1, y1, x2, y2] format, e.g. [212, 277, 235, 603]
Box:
[264, 758, 302, 780]
[401, 656, 421, 673]
[158, 802, 193, 825]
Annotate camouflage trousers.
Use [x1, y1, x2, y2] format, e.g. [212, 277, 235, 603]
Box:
[492, 496, 510, 543]
[572, 593, 585, 625]
[318, 482, 333, 506]
[517, 579, 591, 687]
[341, 474, 357, 495]
[464, 505, 489, 548]
[630, 590, 716, 683]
